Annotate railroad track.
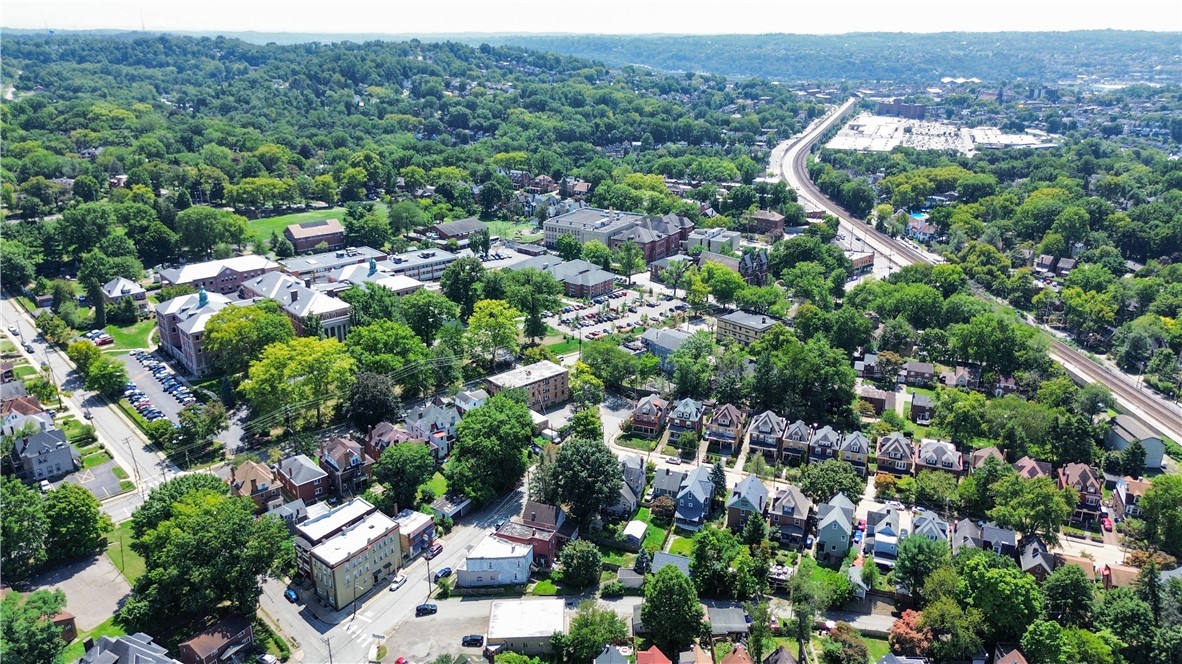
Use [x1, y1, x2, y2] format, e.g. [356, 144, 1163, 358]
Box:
[777, 101, 1182, 443]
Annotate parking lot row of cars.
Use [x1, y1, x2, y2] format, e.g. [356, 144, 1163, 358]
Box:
[82, 329, 115, 346]
[123, 351, 195, 422]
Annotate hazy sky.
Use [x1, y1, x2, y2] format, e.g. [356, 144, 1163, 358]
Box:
[4, 0, 1181, 34]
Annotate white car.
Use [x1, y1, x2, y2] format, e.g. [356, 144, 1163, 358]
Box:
[7, 325, 17, 336]
[665, 456, 682, 465]
[389, 574, 407, 591]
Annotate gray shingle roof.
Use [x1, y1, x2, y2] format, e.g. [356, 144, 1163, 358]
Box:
[277, 454, 327, 486]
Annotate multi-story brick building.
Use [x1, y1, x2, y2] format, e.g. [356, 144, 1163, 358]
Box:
[159, 255, 279, 294]
[154, 289, 245, 376]
[240, 272, 352, 341]
[285, 218, 345, 253]
[486, 361, 570, 411]
[544, 208, 693, 262]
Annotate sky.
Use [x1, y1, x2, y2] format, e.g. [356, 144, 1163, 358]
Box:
[4, 0, 1182, 35]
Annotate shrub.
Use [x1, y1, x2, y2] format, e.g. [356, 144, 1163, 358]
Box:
[601, 581, 626, 597]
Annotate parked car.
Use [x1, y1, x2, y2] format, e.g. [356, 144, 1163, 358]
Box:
[415, 603, 438, 617]
[853, 530, 864, 544]
[425, 542, 443, 559]
[7, 325, 18, 335]
[665, 456, 682, 465]
[461, 635, 484, 648]
[805, 535, 815, 548]
[1102, 517, 1113, 532]
[39, 480, 52, 493]
[284, 589, 299, 603]
[433, 567, 452, 582]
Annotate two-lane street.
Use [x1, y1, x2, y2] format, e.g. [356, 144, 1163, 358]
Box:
[1, 296, 177, 518]
[262, 487, 527, 664]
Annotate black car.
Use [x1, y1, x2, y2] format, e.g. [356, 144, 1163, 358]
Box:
[415, 603, 438, 617]
[461, 635, 484, 647]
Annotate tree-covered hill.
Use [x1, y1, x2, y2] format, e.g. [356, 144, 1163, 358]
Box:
[488, 31, 1182, 83]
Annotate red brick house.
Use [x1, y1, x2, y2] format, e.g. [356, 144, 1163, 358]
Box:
[276, 454, 328, 502]
[631, 394, 667, 438]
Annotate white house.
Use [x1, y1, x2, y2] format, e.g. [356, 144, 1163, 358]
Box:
[456, 535, 534, 588]
[1105, 414, 1165, 470]
[487, 599, 565, 655]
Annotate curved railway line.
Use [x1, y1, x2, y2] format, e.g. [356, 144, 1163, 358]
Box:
[774, 99, 1182, 445]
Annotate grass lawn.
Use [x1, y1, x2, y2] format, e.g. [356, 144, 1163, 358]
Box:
[82, 450, 113, 468]
[485, 220, 542, 242]
[61, 617, 125, 663]
[103, 320, 155, 350]
[906, 385, 937, 398]
[616, 436, 658, 452]
[14, 364, 38, 379]
[636, 508, 669, 551]
[0, 340, 17, 354]
[105, 521, 146, 584]
[113, 466, 129, 480]
[530, 579, 567, 596]
[595, 543, 636, 568]
[667, 535, 694, 556]
[545, 337, 581, 355]
[246, 207, 349, 243]
[865, 636, 891, 661]
[423, 471, 448, 499]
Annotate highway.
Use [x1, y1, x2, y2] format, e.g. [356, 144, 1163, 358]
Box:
[769, 99, 1182, 445]
[1, 296, 178, 517]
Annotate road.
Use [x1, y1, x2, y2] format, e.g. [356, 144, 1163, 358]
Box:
[769, 98, 1182, 445]
[1, 296, 177, 517]
[261, 487, 527, 664]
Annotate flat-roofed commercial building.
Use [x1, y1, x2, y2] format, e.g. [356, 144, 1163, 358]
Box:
[486, 599, 566, 655]
[309, 510, 401, 610]
[379, 248, 458, 282]
[486, 361, 570, 411]
[716, 311, 779, 345]
[281, 246, 388, 284]
[544, 208, 643, 248]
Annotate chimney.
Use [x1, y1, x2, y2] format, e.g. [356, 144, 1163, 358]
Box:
[250, 478, 258, 494]
[290, 290, 299, 303]
[83, 638, 94, 653]
[530, 511, 537, 521]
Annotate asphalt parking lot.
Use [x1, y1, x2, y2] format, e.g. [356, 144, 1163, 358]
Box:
[62, 460, 125, 500]
[31, 554, 131, 631]
[547, 289, 689, 340]
[383, 597, 492, 662]
[113, 351, 189, 423]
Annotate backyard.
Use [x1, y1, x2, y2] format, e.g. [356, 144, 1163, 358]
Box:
[616, 435, 659, 453]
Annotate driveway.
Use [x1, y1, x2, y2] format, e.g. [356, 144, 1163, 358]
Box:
[114, 351, 186, 423]
[31, 554, 131, 631]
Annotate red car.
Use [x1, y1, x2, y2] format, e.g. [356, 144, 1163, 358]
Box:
[95, 336, 114, 346]
[1102, 517, 1113, 532]
[857, 519, 867, 531]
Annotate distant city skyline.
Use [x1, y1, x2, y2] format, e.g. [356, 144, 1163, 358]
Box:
[4, 0, 1181, 36]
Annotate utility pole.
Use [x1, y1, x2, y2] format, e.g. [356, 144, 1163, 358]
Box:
[123, 437, 144, 496]
[320, 636, 334, 664]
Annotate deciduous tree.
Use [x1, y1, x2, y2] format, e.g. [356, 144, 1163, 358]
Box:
[43, 483, 112, 562]
[0, 477, 47, 583]
[550, 437, 621, 524]
[558, 539, 602, 588]
[0, 588, 68, 664]
[448, 395, 533, 503]
[399, 289, 459, 345]
[642, 566, 704, 655]
[895, 535, 950, 601]
[467, 300, 520, 370]
[374, 442, 435, 512]
[204, 300, 295, 375]
[341, 372, 400, 430]
[799, 459, 864, 503]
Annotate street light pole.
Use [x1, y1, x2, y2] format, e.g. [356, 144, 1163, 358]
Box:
[321, 636, 334, 664]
